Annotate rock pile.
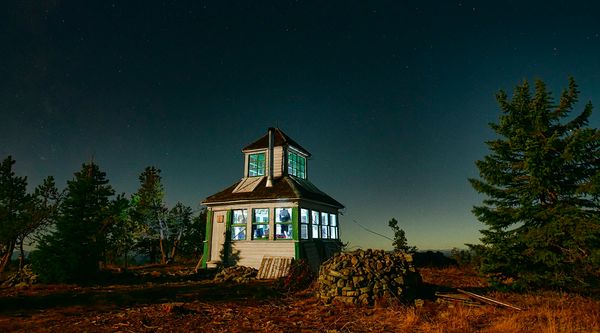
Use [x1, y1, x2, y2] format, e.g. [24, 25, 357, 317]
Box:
[213, 266, 258, 284]
[317, 249, 421, 305]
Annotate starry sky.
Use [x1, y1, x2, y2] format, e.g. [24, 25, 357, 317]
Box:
[2, 1, 600, 250]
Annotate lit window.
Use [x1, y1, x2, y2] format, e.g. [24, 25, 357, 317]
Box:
[288, 150, 306, 178]
[321, 212, 329, 239]
[231, 209, 247, 241]
[311, 210, 320, 239]
[300, 208, 309, 240]
[252, 208, 269, 240]
[275, 208, 293, 239]
[248, 153, 266, 177]
[329, 214, 338, 239]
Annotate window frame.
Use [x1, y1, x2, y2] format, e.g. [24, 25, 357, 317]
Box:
[320, 212, 329, 239]
[329, 213, 338, 239]
[248, 152, 266, 177]
[252, 208, 270, 240]
[311, 210, 320, 239]
[287, 150, 306, 179]
[300, 208, 310, 240]
[275, 207, 293, 240]
[231, 209, 248, 241]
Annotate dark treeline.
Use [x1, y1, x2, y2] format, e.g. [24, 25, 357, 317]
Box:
[0, 159, 206, 283]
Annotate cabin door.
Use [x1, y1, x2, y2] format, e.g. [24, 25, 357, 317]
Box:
[210, 211, 227, 262]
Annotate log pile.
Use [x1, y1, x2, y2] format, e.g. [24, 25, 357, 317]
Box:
[1, 265, 38, 288]
[317, 249, 421, 305]
[213, 266, 258, 284]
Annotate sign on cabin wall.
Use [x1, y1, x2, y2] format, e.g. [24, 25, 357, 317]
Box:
[217, 215, 224, 223]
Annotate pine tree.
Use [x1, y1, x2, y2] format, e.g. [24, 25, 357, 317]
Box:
[132, 166, 169, 264]
[469, 78, 600, 291]
[0, 156, 30, 277]
[31, 162, 115, 283]
[388, 218, 417, 253]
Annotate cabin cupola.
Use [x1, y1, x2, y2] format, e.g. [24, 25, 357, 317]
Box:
[201, 127, 343, 271]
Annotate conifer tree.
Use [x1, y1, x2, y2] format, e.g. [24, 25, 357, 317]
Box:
[132, 166, 169, 263]
[388, 218, 417, 253]
[0, 156, 29, 277]
[469, 78, 600, 291]
[31, 162, 115, 282]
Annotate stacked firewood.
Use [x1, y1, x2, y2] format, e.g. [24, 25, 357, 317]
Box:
[317, 249, 421, 305]
[213, 266, 258, 284]
[1, 265, 38, 287]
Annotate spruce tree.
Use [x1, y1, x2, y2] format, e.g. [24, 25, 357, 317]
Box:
[469, 78, 600, 291]
[31, 162, 115, 283]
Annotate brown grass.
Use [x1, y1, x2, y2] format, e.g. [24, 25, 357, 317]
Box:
[0, 266, 598, 332]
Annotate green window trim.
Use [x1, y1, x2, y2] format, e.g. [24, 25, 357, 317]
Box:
[292, 207, 299, 241]
[201, 210, 214, 268]
[248, 153, 266, 177]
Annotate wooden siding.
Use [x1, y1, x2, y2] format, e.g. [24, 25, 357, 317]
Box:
[232, 241, 295, 269]
[273, 146, 284, 177]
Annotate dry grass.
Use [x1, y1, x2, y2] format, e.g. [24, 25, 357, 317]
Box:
[0, 266, 598, 332]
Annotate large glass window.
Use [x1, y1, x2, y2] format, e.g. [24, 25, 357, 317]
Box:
[275, 208, 293, 239]
[321, 212, 329, 239]
[329, 214, 338, 239]
[300, 208, 309, 240]
[248, 153, 266, 177]
[288, 150, 306, 178]
[231, 209, 247, 240]
[311, 210, 320, 239]
[252, 208, 269, 240]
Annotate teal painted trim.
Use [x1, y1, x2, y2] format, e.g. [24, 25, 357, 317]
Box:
[292, 207, 300, 259]
[201, 210, 213, 268]
[292, 207, 299, 241]
[226, 210, 232, 232]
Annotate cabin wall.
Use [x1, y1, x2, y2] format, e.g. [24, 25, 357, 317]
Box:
[300, 240, 343, 272]
[232, 241, 295, 269]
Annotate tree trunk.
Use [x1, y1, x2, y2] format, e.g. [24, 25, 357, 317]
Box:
[169, 239, 180, 263]
[159, 238, 167, 264]
[0, 241, 16, 279]
[18, 239, 25, 271]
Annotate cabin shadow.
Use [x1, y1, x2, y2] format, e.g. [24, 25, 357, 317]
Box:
[0, 279, 279, 316]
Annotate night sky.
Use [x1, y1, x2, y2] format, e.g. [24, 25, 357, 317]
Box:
[2, 1, 600, 250]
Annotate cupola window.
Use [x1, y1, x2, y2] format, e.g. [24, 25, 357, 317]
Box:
[248, 152, 266, 177]
[288, 150, 306, 178]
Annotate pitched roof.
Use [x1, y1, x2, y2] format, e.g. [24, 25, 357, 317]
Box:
[202, 176, 344, 209]
[242, 127, 311, 156]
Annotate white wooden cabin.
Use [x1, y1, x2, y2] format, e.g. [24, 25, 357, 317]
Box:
[201, 128, 344, 271]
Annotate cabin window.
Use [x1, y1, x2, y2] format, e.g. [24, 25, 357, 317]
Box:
[275, 208, 293, 239]
[231, 209, 247, 240]
[329, 214, 338, 239]
[321, 212, 329, 239]
[300, 208, 309, 240]
[288, 150, 306, 178]
[311, 210, 320, 239]
[248, 153, 266, 177]
[252, 208, 269, 240]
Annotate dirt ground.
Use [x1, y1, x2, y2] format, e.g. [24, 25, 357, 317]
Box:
[0, 265, 598, 332]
